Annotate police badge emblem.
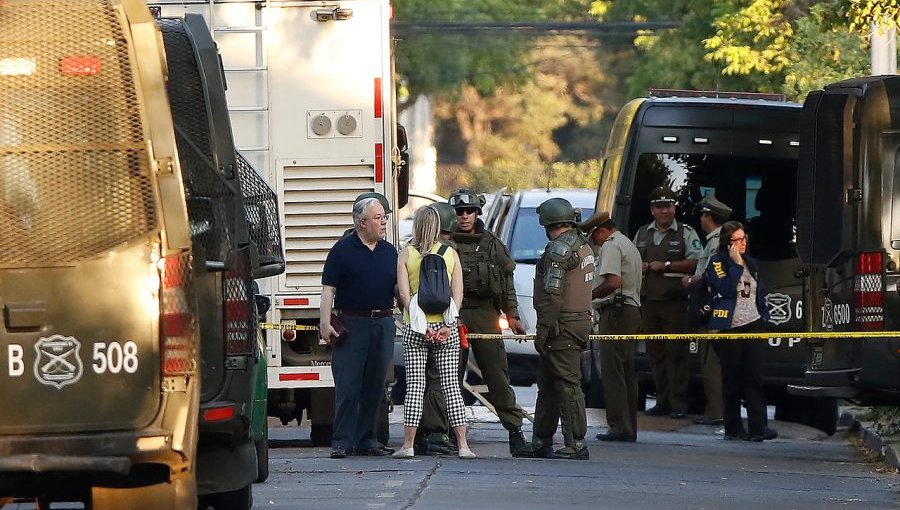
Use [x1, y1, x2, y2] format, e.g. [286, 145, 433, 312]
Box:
[765, 293, 792, 326]
[33, 335, 84, 389]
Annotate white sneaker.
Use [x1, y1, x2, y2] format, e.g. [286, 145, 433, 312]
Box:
[458, 448, 477, 459]
[392, 447, 414, 458]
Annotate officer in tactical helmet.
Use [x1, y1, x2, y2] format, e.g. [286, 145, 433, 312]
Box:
[532, 197, 595, 460]
[633, 186, 702, 419]
[448, 188, 533, 458]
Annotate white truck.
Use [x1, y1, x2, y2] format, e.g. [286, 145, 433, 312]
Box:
[150, 0, 407, 444]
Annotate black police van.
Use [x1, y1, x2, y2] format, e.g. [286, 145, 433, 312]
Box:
[788, 75, 900, 405]
[592, 90, 838, 433]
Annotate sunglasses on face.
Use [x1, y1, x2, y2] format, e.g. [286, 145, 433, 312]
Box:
[456, 207, 478, 216]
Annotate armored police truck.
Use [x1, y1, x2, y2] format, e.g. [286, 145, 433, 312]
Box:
[593, 90, 839, 434]
[788, 75, 900, 405]
[0, 1, 201, 507]
[0, 2, 283, 508]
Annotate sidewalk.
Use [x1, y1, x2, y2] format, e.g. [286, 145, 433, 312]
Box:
[842, 406, 900, 471]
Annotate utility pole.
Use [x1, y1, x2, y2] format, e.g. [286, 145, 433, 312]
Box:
[871, 21, 898, 75]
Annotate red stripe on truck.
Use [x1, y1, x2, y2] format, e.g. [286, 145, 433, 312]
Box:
[375, 143, 384, 183]
[279, 373, 321, 382]
[374, 77, 382, 118]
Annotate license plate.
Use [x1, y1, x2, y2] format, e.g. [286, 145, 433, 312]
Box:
[811, 345, 824, 369]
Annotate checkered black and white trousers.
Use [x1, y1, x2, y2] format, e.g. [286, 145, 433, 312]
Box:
[401, 321, 468, 429]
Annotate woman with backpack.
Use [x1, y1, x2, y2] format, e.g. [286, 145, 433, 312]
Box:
[393, 206, 475, 458]
[705, 221, 777, 442]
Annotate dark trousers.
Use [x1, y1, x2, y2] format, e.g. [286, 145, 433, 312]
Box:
[641, 299, 689, 412]
[712, 321, 767, 437]
[459, 306, 524, 431]
[331, 315, 395, 450]
[533, 318, 591, 448]
[598, 306, 640, 439]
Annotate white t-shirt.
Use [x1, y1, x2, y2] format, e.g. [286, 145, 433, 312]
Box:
[731, 266, 761, 328]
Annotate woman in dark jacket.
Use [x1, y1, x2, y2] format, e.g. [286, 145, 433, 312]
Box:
[705, 221, 776, 442]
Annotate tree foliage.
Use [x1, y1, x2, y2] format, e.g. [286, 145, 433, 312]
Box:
[594, 0, 898, 100]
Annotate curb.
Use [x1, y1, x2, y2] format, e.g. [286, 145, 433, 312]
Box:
[842, 409, 900, 471]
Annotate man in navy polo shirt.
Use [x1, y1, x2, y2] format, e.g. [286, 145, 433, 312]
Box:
[320, 196, 398, 458]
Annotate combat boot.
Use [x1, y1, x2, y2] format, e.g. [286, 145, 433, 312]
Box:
[508, 428, 534, 458]
[549, 443, 589, 460]
[532, 437, 554, 459]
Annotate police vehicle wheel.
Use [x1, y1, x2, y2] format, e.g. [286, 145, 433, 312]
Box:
[255, 425, 269, 483]
[198, 484, 252, 510]
[377, 396, 391, 445]
[310, 423, 333, 446]
[809, 397, 838, 436]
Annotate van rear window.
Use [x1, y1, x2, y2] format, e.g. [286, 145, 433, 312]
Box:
[627, 153, 798, 261]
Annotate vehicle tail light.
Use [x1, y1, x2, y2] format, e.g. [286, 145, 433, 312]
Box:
[853, 251, 884, 330]
[224, 253, 253, 356]
[202, 403, 236, 423]
[281, 329, 296, 342]
[60, 56, 101, 76]
[160, 253, 197, 376]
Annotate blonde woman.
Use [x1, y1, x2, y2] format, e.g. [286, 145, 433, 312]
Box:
[393, 206, 475, 458]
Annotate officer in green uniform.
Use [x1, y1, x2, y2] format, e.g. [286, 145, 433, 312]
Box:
[531, 198, 595, 460]
[413, 202, 464, 454]
[682, 195, 732, 426]
[449, 189, 533, 458]
[633, 186, 702, 419]
[585, 212, 643, 442]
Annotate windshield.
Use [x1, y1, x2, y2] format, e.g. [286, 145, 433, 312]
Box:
[626, 153, 797, 261]
[509, 206, 595, 264]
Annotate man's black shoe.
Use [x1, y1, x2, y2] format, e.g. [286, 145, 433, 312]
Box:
[724, 432, 748, 441]
[355, 446, 394, 456]
[644, 405, 671, 416]
[509, 428, 534, 458]
[330, 447, 352, 459]
[549, 445, 590, 460]
[669, 411, 687, 419]
[533, 445, 553, 459]
[693, 417, 725, 426]
[763, 428, 778, 441]
[595, 432, 636, 442]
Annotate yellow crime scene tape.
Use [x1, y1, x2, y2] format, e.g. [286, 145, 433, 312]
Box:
[260, 322, 319, 332]
[260, 322, 900, 341]
[467, 330, 900, 341]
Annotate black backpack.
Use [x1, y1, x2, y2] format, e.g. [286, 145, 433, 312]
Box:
[417, 244, 452, 314]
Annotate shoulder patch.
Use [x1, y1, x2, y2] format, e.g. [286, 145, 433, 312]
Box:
[692, 239, 702, 250]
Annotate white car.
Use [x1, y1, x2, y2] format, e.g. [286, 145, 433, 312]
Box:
[491, 188, 598, 386]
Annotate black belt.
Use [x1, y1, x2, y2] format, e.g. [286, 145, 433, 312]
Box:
[339, 309, 393, 318]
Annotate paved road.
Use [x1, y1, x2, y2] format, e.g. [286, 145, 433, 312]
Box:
[256, 396, 900, 510]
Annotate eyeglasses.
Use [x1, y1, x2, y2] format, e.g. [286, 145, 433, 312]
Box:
[730, 235, 748, 243]
[456, 207, 478, 216]
[365, 214, 389, 224]
[449, 194, 475, 206]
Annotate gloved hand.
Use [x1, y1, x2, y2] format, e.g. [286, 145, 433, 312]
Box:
[507, 317, 527, 335]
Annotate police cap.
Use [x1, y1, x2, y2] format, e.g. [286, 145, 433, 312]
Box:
[649, 186, 677, 205]
[448, 188, 486, 214]
[577, 210, 613, 233]
[431, 202, 459, 233]
[355, 192, 391, 214]
[697, 194, 733, 220]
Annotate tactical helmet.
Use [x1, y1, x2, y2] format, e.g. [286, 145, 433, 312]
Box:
[448, 188, 486, 214]
[431, 202, 459, 233]
[355, 191, 392, 214]
[537, 197, 578, 227]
